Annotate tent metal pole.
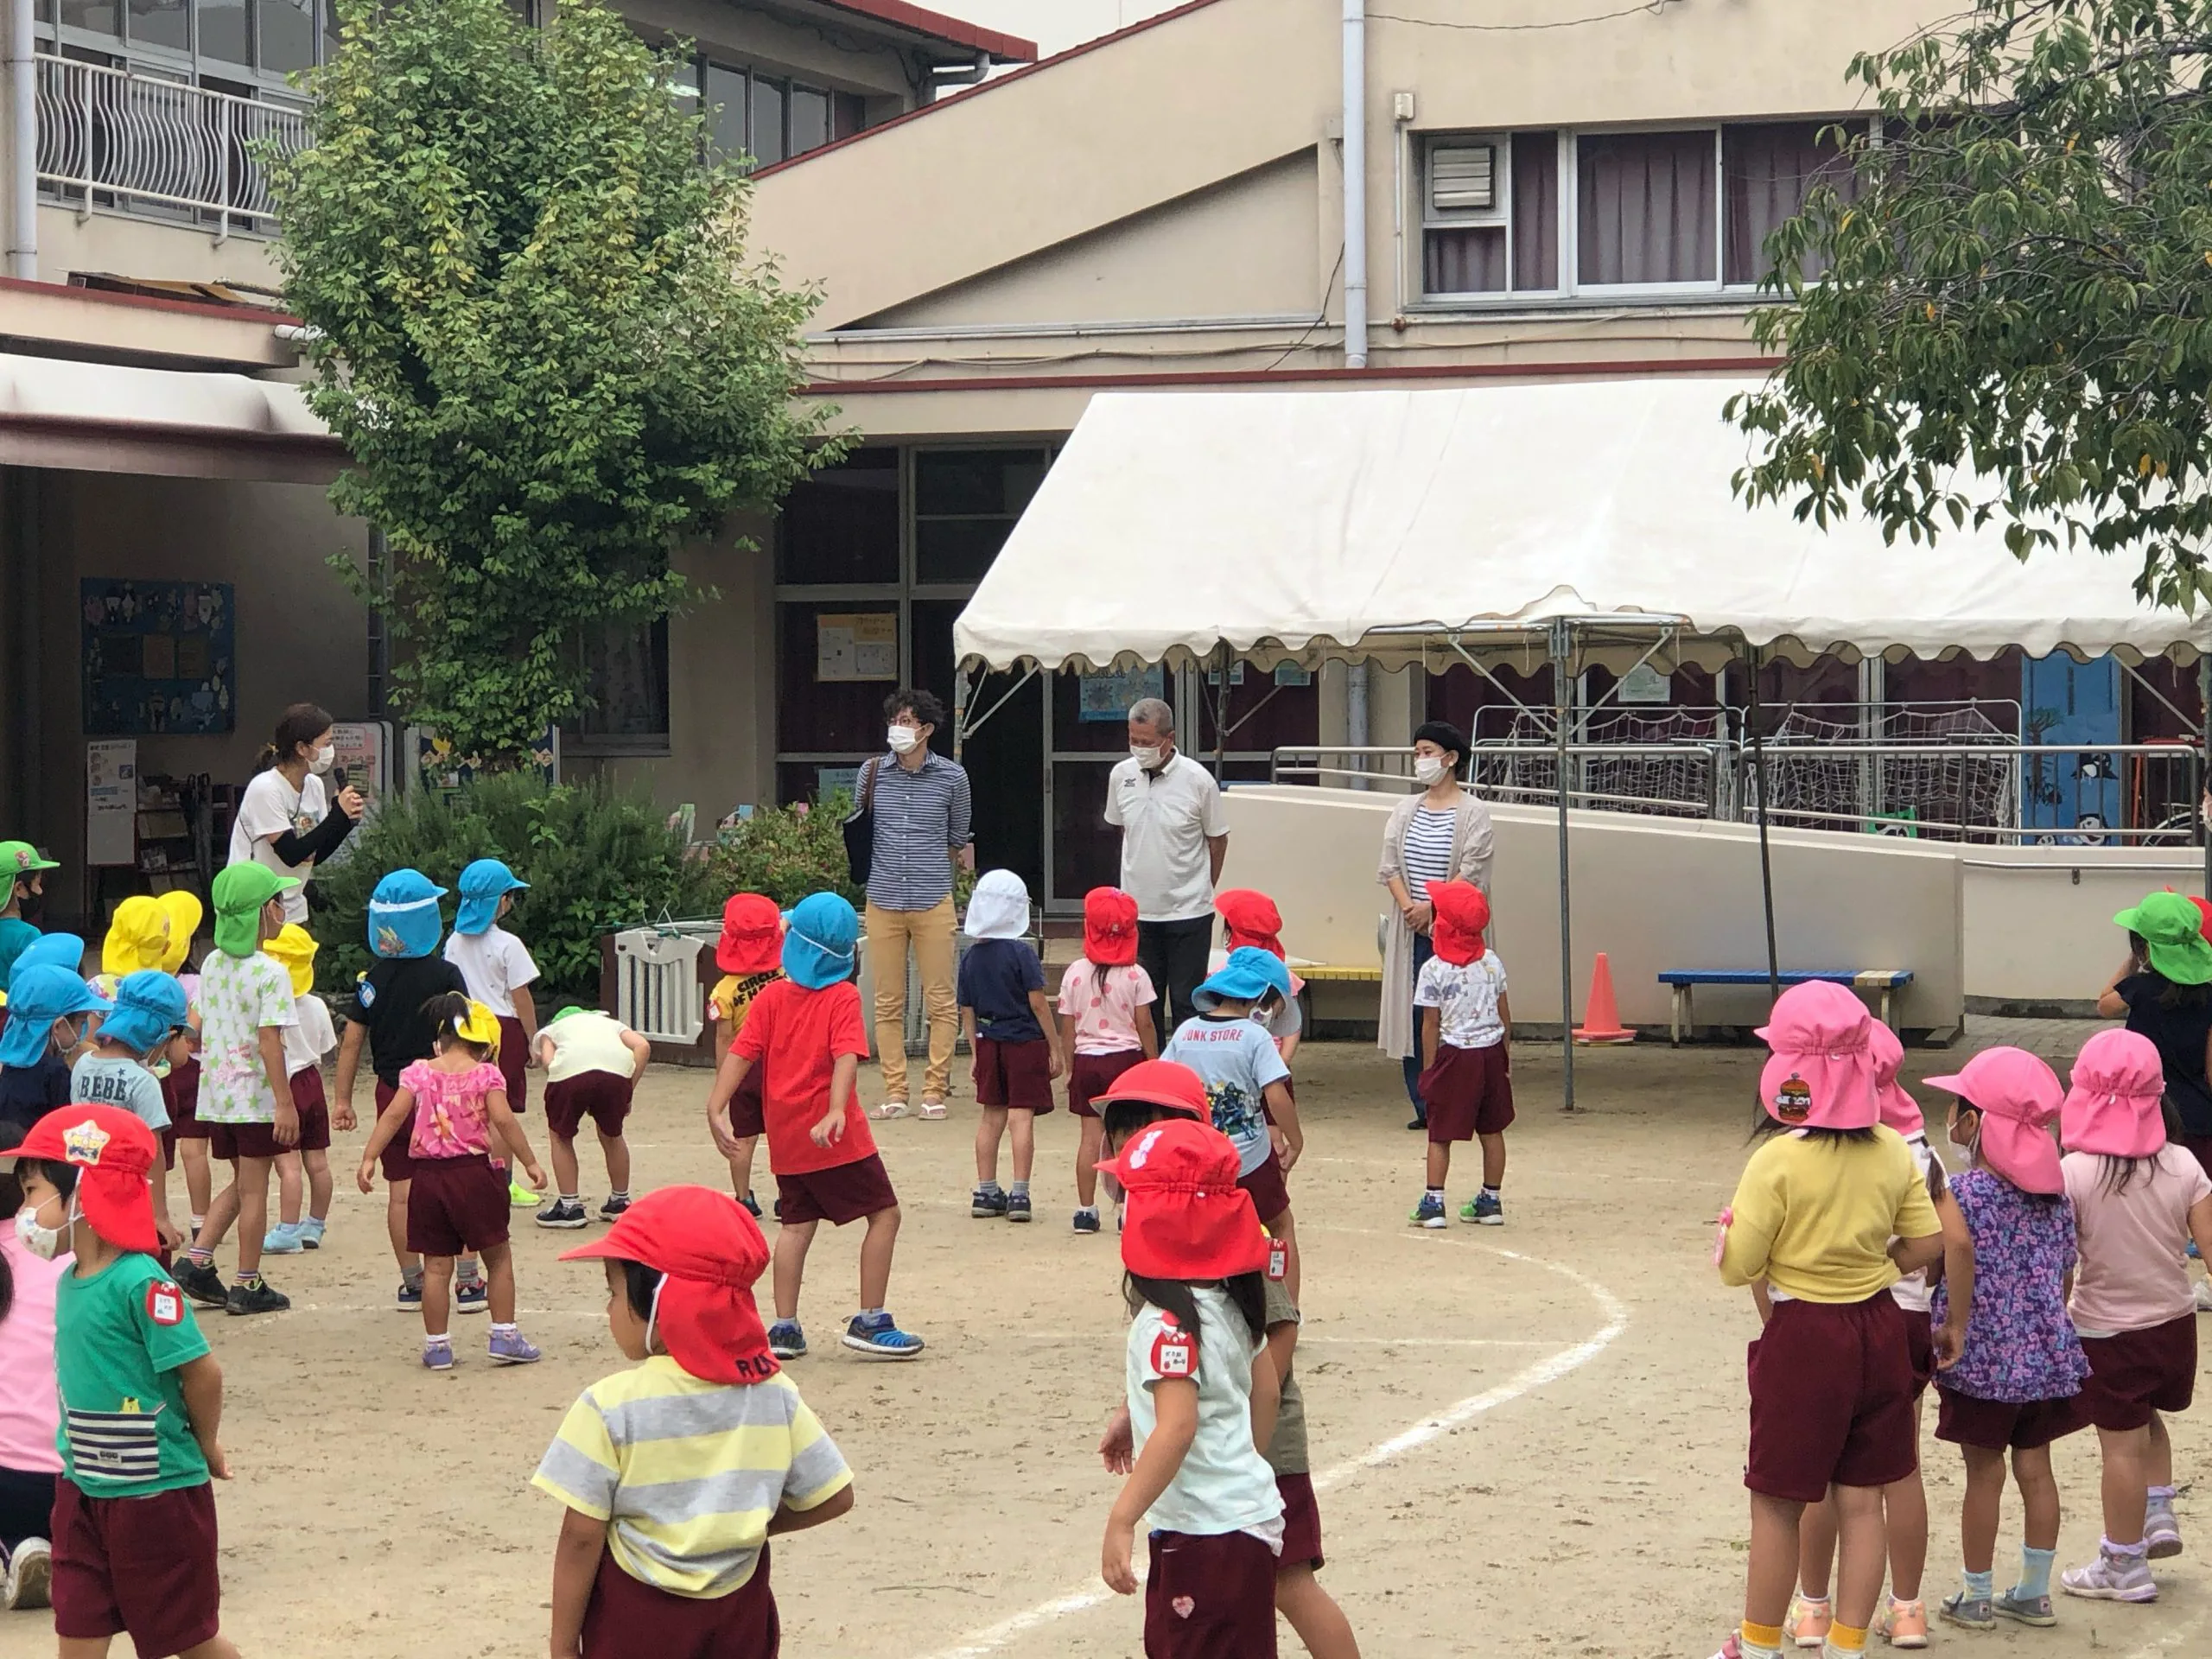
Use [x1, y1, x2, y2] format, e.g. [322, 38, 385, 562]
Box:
[1549, 619, 1576, 1110]
[1212, 641, 1231, 784]
[952, 661, 969, 764]
[1745, 645, 1781, 1007]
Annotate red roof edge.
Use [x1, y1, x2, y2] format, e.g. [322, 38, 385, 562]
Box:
[753, 0, 1225, 181]
[0, 274, 301, 328]
[817, 0, 1036, 61]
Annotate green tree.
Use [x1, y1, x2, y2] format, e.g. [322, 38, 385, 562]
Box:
[1731, 1, 2212, 609]
[271, 0, 843, 756]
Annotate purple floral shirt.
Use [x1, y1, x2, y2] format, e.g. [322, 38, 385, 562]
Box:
[1931, 1168, 2088, 1403]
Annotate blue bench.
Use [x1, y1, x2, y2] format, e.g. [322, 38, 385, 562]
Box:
[1658, 969, 1914, 1046]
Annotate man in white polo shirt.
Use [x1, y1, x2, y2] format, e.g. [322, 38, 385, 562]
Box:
[1104, 696, 1229, 1027]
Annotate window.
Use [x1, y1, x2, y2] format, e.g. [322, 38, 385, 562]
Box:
[914, 449, 1049, 585]
[574, 618, 671, 748]
[57, 0, 343, 78]
[1578, 129, 1716, 286]
[60, 0, 120, 34]
[199, 0, 248, 64]
[257, 0, 314, 73]
[1421, 130, 1558, 298]
[127, 0, 185, 52]
[703, 60, 747, 162]
[690, 56, 848, 167]
[1723, 121, 1864, 286]
[750, 75, 785, 166]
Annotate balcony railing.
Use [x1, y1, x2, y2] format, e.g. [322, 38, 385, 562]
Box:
[35, 54, 309, 238]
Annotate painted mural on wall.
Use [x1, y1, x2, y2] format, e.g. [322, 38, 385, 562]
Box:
[81, 579, 237, 736]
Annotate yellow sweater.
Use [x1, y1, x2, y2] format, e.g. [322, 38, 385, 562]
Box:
[1719, 1126, 1942, 1304]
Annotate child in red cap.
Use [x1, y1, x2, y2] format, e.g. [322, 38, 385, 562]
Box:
[536, 1185, 855, 1659]
[7, 1105, 237, 1659]
[1408, 880, 1512, 1230]
[705, 894, 785, 1219]
[1096, 1114, 1284, 1658]
[1057, 887, 1159, 1235]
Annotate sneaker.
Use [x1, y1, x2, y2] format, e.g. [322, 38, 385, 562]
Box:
[455, 1278, 489, 1316]
[299, 1217, 327, 1250]
[1708, 1637, 1742, 1659]
[842, 1310, 925, 1359]
[769, 1319, 807, 1359]
[1993, 1589, 2056, 1627]
[874, 1097, 909, 1121]
[599, 1194, 632, 1221]
[738, 1191, 762, 1219]
[1938, 1592, 1993, 1631]
[3, 1535, 51, 1611]
[1789, 1596, 1832, 1649]
[260, 1223, 303, 1255]
[537, 1198, 589, 1230]
[422, 1337, 454, 1372]
[1007, 1191, 1033, 1224]
[2145, 1501, 2183, 1560]
[396, 1279, 423, 1313]
[488, 1329, 542, 1365]
[225, 1277, 290, 1317]
[1463, 1191, 1505, 1226]
[919, 1100, 948, 1120]
[1406, 1112, 1427, 1132]
[1072, 1208, 1101, 1235]
[1409, 1192, 1447, 1230]
[1879, 1598, 1929, 1649]
[971, 1185, 1008, 1218]
[508, 1179, 540, 1208]
[2061, 1548, 2157, 1603]
[174, 1259, 228, 1309]
[2196, 1278, 2212, 1313]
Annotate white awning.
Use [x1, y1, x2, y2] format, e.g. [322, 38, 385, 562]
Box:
[953, 378, 2209, 671]
[0, 350, 325, 437]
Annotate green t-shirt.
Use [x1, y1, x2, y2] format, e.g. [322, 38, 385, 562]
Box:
[54, 1252, 211, 1496]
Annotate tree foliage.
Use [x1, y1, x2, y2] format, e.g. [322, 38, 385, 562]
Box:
[270, 0, 843, 755]
[1731, 0, 2212, 610]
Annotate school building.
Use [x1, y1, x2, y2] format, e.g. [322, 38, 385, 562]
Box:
[0, 0, 2189, 922]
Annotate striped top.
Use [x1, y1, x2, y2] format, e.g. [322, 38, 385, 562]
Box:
[864, 750, 974, 912]
[1402, 806, 1458, 901]
[534, 1357, 851, 1599]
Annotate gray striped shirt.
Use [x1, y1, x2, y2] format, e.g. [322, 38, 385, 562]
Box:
[864, 749, 973, 912]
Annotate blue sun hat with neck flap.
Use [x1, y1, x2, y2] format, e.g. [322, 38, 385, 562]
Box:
[0, 963, 109, 1066]
[368, 868, 447, 960]
[454, 858, 529, 937]
[781, 893, 859, 990]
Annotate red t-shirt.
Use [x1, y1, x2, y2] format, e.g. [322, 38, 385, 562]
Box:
[732, 977, 875, 1175]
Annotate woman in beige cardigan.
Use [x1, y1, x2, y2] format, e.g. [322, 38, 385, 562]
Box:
[1376, 721, 1495, 1128]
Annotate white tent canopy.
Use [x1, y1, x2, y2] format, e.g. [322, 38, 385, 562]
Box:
[952, 377, 2209, 672]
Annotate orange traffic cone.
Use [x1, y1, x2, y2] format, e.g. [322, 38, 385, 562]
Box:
[1573, 952, 1635, 1046]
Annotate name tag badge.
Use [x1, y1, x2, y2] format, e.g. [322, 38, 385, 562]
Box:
[146, 1283, 185, 1327]
[1267, 1238, 1288, 1282]
[1151, 1325, 1195, 1378]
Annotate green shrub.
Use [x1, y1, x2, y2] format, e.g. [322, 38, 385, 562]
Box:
[702, 792, 863, 911]
[312, 772, 717, 1001]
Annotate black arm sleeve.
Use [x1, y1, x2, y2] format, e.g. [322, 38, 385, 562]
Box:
[269, 805, 355, 868]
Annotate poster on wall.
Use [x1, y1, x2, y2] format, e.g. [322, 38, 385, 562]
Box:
[816, 613, 898, 683]
[86, 740, 137, 868]
[81, 579, 237, 735]
[410, 726, 559, 806]
[327, 721, 391, 803]
[1077, 664, 1166, 721]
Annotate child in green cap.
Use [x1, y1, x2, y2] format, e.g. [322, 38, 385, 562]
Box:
[0, 840, 60, 990]
[173, 863, 301, 1319]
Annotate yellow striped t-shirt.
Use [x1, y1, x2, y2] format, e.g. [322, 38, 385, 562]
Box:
[532, 1356, 851, 1598]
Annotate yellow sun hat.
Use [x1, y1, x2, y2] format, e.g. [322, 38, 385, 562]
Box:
[156, 891, 203, 973]
[453, 998, 503, 1052]
[100, 895, 170, 977]
[261, 923, 319, 999]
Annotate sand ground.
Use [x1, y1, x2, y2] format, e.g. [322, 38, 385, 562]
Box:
[5, 1036, 2209, 1659]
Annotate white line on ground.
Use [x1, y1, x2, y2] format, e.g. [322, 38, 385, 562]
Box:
[916, 1231, 1629, 1659]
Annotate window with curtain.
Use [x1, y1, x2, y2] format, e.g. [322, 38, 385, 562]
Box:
[1723, 120, 1864, 286]
[574, 618, 671, 747]
[1577, 129, 1717, 285]
[1421, 130, 1560, 298]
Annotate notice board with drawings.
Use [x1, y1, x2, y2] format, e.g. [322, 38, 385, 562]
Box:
[81, 579, 236, 735]
[815, 612, 898, 682]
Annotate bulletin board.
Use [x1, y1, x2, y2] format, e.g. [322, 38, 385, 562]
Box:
[80, 579, 236, 735]
[816, 613, 898, 682]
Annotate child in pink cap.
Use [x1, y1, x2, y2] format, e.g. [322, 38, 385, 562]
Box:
[1923, 1046, 2088, 1633]
[1711, 982, 1942, 1659]
[2055, 1028, 2212, 1605]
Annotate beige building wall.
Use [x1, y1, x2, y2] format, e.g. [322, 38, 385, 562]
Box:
[33, 207, 285, 293]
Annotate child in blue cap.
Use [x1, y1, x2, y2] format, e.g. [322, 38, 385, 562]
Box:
[69, 970, 188, 1249]
[446, 857, 542, 1209]
[0, 963, 109, 1144]
[705, 893, 924, 1361]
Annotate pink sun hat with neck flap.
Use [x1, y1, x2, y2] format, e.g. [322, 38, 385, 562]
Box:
[1924, 1046, 2064, 1194]
[2061, 1028, 2168, 1160]
[1867, 1020, 1923, 1137]
[1756, 980, 1878, 1131]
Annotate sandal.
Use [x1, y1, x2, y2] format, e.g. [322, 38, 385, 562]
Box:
[918, 1099, 948, 1120]
[873, 1099, 909, 1121]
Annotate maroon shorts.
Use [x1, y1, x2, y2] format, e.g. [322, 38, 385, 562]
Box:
[1746, 1294, 1917, 1501]
[775, 1154, 897, 1228]
[1237, 1149, 1291, 1227]
[497, 1015, 530, 1116]
[973, 1035, 1054, 1112]
[1276, 1471, 1323, 1572]
[580, 1542, 778, 1659]
[1903, 1307, 1936, 1399]
[547, 1072, 635, 1141]
[728, 1064, 766, 1140]
[1067, 1049, 1145, 1118]
[162, 1055, 207, 1140]
[1935, 1388, 2087, 1452]
[407, 1153, 510, 1256]
[287, 1068, 331, 1154]
[206, 1119, 283, 1161]
[1144, 1529, 1278, 1659]
[1420, 1042, 1516, 1142]
[374, 1078, 414, 1183]
[2078, 1314, 2198, 1431]
[51, 1476, 220, 1655]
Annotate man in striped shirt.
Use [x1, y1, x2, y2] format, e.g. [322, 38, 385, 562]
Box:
[861, 688, 975, 1118]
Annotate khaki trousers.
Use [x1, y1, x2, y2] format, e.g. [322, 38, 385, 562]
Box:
[865, 895, 958, 1101]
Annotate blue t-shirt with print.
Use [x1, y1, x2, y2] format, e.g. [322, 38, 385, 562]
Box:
[1162, 1014, 1290, 1176]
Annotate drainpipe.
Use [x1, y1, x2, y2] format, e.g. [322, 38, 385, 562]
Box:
[1346, 660, 1370, 790]
[930, 50, 990, 92]
[8, 0, 35, 280]
[1341, 0, 1368, 369]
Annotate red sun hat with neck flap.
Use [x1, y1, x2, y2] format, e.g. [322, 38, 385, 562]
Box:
[1098, 1116, 1269, 1281]
[1756, 979, 1879, 1132]
[715, 893, 784, 977]
[1095, 1058, 1209, 1122]
[4, 1105, 161, 1254]
[1923, 1046, 2066, 1196]
[559, 1185, 779, 1382]
[1214, 889, 1285, 959]
[1427, 880, 1491, 965]
[1866, 1020, 1923, 1137]
[1083, 887, 1141, 967]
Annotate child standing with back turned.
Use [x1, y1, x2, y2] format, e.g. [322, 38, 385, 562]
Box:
[447, 858, 542, 1209]
[257, 925, 337, 1256]
[960, 869, 1064, 1224]
[1059, 887, 1157, 1235]
[706, 894, 785, 1218]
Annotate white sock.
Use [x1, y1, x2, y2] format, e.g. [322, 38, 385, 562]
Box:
[492, 1321, 517, 1336]
[424, 1331, 448, 1344]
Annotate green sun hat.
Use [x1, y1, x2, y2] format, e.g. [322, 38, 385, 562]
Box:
[2113, 889, 2212, 986]
[0, 841, 60, 880]
[211, 862, 299, 958]
[552, 1005, 588, 1023]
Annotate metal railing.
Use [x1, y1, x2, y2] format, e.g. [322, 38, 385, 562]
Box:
[35, 54, 309, 238]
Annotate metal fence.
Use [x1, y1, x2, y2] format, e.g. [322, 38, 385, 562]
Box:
[35, 54, 309, 237]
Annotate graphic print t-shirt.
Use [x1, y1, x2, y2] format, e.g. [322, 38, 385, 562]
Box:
[1162, 1014, 1291, 1176]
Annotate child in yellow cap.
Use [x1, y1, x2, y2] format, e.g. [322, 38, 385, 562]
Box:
[259, 925, 338, 1255]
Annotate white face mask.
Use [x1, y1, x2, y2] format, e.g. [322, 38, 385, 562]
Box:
[1129, 745, 1163, 771]
[1414, 755, 1450, 786]
[15, 1194, 71, 1262]
[309, 745, 336, 775]
[886, 726, 920, 755]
